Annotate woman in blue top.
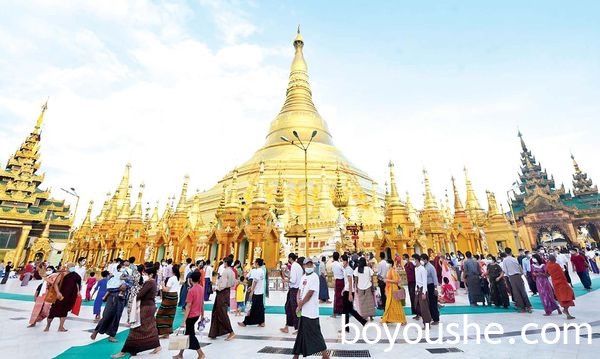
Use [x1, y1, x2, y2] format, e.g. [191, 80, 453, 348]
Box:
[92, 270, 110, 321]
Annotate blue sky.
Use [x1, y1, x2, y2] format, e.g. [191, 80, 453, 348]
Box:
[0, 0, 598, 221]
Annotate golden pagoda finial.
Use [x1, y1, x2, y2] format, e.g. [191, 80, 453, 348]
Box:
[81, 200, 94, 228]
[486, 190, 499, 216]
[253, 161, 267, 204]
[116, 163, 131, 202]
[219, 184, 228, 209]
[118, 185, 132, 220]
[264, 28, 333, 147]
[40, 221, 50, 239]
[463, 167, 483, 212]
[176, 175, 190, 213]
[107, 192, 119, 221]
[388, 161, 401, 207]
[332, 166, 349, 209]
[131, 183, 145, 219]
[96, 192, 111, 222]
[423, 169, 437, 210]
[405, 191, 413, 210]
[451, 176, 464, 212]
[33, 99, 48, 135]
[227, 169, 240, 208]
[150, 200, 160, 228]
[274, 171, 286, 217]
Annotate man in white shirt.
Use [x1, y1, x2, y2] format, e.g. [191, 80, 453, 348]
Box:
[239, 258, 266, 327]
[292, 257, 329, 359]
[331, 252, 344, 318]
[377, 252, 389, 310]
[74, 257, 87, 281]
[204, 260, 214, 301]
[183, 258, 193, 280]
[414, 256, 431, 326]
[281, 253, 303, 334]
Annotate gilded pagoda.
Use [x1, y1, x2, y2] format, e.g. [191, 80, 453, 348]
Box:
[0, 102, 72, 265]
[509, 132, 600, 249]
[66, 30, 573, 269]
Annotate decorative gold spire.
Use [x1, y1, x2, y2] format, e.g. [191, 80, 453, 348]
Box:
[107, 193, 119, 221]
[81, 200, 94, 228]
[176, 175, 190, 213]
[131, 184, 145, 219]
[405, 191, 414, 212]
[486, 190, 499, 216]
[423, 169, 437, 210]
[273, 171, 286, 217]
[117, 163, 131, 202]
[253, 161, 267, 204]
[227, 169, 240, 208]
[33, 100, 48, 135]
[149, 200, 160, 228]
[332, 167, 349, 209]
[464, 167, 486, 225]
[40, 221, 50, 239]
[96, 192, 111, 222]
[387, 161, 402, 207]
[464, 167, 483, 210]
[118, 185, 132, 220]
[263, 28, 333, 147]
[451, 176, 464, 212]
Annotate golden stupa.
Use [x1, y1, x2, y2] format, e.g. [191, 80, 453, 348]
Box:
[189, 28, 383, 265]
[63, 29, 523, 270]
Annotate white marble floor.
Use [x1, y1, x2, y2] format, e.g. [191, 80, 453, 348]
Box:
[0, 274, 598, 359]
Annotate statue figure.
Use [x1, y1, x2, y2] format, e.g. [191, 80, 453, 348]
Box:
[254, 246, 262, 259]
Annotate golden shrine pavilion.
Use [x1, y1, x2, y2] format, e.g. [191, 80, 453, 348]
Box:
[62, 30, 542, 269]
[0, 102, 73, 265]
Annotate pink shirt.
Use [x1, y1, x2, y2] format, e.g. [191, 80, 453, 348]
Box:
[186, 284, 205, 318]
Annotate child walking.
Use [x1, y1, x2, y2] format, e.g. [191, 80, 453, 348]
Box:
[85, 272, 97, 301]
[235, 276, 246, 316]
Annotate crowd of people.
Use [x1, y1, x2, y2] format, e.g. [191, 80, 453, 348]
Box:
[2, 242, 597, 358]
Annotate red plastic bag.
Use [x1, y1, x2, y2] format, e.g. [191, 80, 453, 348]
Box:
[71, 294, 82, 316]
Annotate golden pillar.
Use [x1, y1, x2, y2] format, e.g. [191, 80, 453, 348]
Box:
[13, 225, 32, 266]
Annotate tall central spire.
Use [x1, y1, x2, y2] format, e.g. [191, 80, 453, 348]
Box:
[263, 28, 333, 147]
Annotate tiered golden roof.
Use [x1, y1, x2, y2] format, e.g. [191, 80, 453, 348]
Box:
[0, 101, 72, 265]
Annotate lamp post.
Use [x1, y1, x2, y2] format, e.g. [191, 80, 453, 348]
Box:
[281, 130, 317, 257]
[61, 187, 80, 261]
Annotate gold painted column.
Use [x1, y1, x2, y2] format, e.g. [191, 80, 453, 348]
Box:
[233, 241, 239, 261]
[13, 225, 32, 266]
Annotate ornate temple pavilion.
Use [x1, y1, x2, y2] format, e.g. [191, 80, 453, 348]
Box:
[0, 102, 72, 265]
[510, 132, 600, 248]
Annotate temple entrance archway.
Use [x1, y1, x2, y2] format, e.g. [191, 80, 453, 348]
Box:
[538, 226, 569, 247]
[209, 242, 218, 262]
[385, 247, 392, 260]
